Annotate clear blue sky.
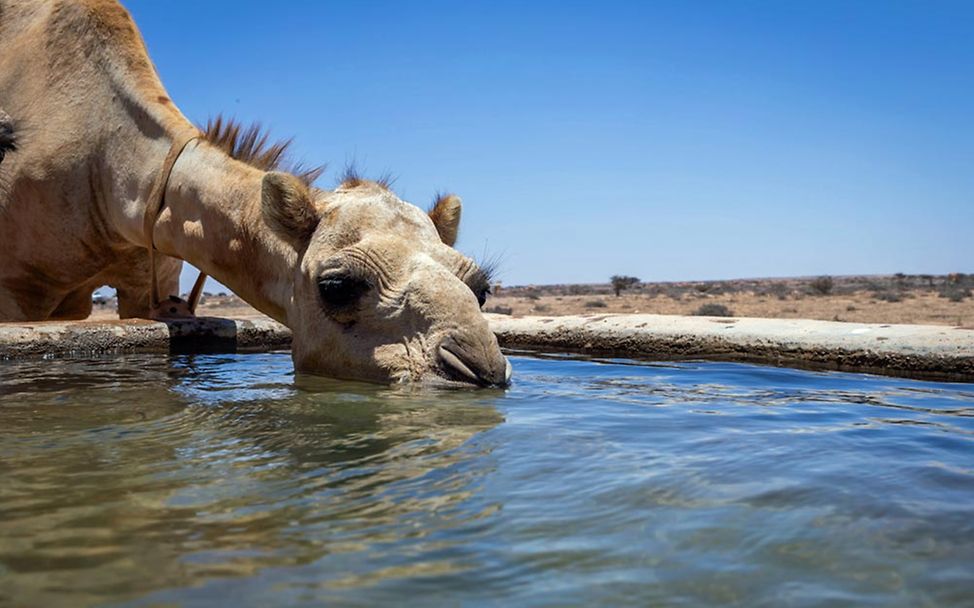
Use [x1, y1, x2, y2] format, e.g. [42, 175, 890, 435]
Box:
[123, 0, 973, 292]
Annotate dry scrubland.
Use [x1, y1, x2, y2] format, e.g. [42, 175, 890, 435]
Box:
[486, 274, 974, 327]
[89, 274, 974, 327]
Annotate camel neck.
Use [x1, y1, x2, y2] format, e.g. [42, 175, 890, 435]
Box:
[149, 142, 296, 324]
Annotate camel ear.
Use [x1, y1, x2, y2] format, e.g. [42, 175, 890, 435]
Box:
[261, 172, 319, 247]
[428, 193, 462, 247]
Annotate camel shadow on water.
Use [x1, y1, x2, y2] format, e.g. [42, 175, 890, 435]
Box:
[161, 316, 253, 355]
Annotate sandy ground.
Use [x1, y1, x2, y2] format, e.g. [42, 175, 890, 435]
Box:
[487, 290, 973, 327]
[87, 278, 974, 328]
[88, 296, 266, 322]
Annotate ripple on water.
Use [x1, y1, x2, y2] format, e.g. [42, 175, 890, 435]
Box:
[0, 353, 973, 606]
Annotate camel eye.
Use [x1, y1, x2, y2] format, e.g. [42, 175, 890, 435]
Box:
[467, 269, 493, 309]
[318, 275, 370, 309]
[475, 285, 490, 308]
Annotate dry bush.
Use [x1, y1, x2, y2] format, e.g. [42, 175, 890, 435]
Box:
[693, 303, 733, 317]
[761, 283, 791, 300]
[940, 287, 971, 303]
[809, 276, 834, 295]
[585, 299, 608, 308]
[662, 285, 685, 300]
[873, 290, 902, 303]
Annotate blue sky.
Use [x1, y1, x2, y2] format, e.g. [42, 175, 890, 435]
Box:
[124, 1, 973, 292]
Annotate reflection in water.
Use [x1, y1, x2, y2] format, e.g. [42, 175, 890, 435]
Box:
[0, 354, 502, 607]
[1, 354, 973, 606]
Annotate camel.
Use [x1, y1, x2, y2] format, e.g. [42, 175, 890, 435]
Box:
[0, 0, 510, 386]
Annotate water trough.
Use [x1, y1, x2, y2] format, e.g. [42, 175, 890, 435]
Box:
[1, 313, 972, 381]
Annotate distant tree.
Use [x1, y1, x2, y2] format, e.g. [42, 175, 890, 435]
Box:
[610, 275, 640, 297]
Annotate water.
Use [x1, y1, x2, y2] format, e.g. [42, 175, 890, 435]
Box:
[1, 353, 973, 607]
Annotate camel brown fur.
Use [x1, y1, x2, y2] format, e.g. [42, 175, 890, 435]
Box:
[0, 0, 509, 386]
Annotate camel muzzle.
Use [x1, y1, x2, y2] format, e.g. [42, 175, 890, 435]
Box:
[435, 332, 512, 387]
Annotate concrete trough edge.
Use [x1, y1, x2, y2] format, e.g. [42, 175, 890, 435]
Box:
[0, 314, 972, 382]
[0, 317, 291, 360]
[486, 314, 974, 382]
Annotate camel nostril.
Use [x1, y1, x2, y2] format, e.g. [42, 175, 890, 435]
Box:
[436, 334, 511, 387]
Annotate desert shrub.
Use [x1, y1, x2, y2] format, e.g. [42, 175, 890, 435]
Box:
[662, 285, 684, 300]
[585, 299, 608, 308]
[809, 276, 834, 295]
[846, 305, 857, 312]
[940, 287, 972, 302]
[693, 303, 733, 317]
[694, 283, 711, 293]
[485, 305, 513, 315]
[568, 284, 593, 296]
[610, 275, 640, 297]
[762, 283, 790, 300]
[534, 304, 551, 313]
[873, 290, 902, 303]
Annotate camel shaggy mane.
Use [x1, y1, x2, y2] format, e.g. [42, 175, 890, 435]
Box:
[202, 119, 399, 192]
[338, 165, 395, 191]
[202, 115, 323, 185]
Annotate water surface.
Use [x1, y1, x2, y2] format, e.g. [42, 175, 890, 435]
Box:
[1, 353, 973, 606]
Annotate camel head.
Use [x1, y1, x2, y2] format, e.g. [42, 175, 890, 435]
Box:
[260, 171, 510, 387]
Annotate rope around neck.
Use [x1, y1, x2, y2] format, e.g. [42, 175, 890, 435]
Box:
[142, 128, 208, 317]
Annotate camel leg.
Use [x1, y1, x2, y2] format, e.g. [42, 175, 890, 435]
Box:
[48, 283, 95, 320]
[112, 250, 186, 319]
[0, 281, 63, 321]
